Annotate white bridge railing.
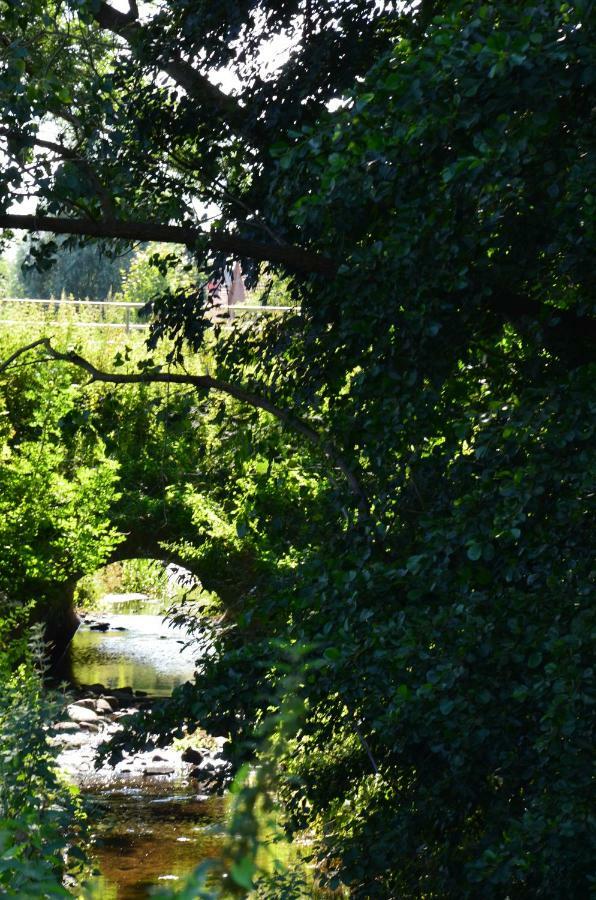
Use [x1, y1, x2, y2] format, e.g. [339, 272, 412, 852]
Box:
[0, 296, 298, 332]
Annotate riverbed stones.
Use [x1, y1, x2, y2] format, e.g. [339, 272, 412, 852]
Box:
[54, 688, 232, 794]
[197, 757, 229, 774]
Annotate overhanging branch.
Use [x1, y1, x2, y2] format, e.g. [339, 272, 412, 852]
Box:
[0, 214, 335, 275]
[0, 338, 369, 517]
[0, 215, 592, 344]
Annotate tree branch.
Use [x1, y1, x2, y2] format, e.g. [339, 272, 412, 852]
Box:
[0, 216, 591, 345]
[0, 213, 335, 274]
[0, 128, 116, 220]
[0, 338, 369, 518]
[93, 2, 254, 139]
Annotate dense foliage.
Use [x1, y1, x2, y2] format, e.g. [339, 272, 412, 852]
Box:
[0, 328, 122, 634]
[0, 0, 594, 897]
[0, 628, 88, 898]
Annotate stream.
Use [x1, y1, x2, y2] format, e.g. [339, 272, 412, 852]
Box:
[53, 595, 228, 899]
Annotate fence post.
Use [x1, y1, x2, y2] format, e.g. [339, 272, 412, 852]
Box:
[125, 307, 131, 333]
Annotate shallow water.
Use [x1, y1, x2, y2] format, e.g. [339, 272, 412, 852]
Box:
[57, 600, 197, 697]
[86, 786, 226, 899]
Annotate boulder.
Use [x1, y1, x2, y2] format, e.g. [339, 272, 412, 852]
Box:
[72, 698, 97, 710]
[181, 747, 203, 765]
[90, 622, 110, 632]
[95, 698, 113, 714]
[54, 721, 80, 733]
[67, 704, 99, 723]
[143, 762, 175, 776]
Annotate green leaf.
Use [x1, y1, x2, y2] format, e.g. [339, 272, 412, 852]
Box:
[230, 856, 257, 890]
[467, 543, 482, 561]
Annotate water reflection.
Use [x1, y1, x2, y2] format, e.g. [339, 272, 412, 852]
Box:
[58, 604, 197, 697]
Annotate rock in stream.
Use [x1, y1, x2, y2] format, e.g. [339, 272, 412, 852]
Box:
[51, 685, 232, 793]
